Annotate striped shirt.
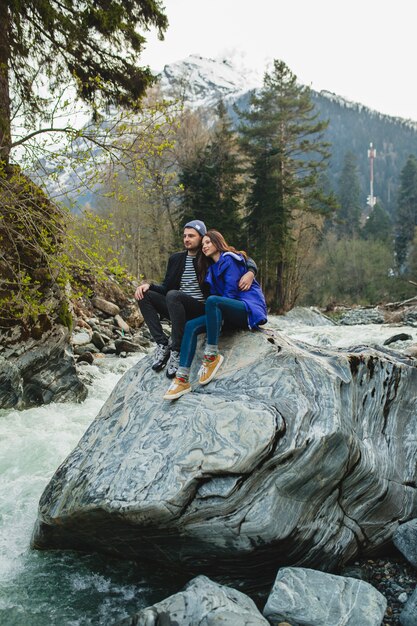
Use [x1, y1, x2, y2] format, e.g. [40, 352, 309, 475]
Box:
[180, 254, 205, 301]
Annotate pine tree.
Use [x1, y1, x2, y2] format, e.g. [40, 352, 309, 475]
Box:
[237, 59, 335, 311]
[0, 0, 168, 164]
[0, 1, 168, 324]
[395, 155, 417, 270]
[362, 202, 392, 243]
[336, 151, 362, 237]
[179, 101, 244, 244]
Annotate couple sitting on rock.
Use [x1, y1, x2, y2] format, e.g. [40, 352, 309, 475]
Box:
[134, 220, 267, 400]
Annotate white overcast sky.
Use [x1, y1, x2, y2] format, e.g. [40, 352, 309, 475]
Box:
[140, 0, 417, 121]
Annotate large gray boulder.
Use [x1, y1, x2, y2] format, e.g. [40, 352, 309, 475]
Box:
[32, 329, 417, 583]
[118, 575, 268, 625]
[263, 567, 386, 626]
[0, 324, 87, 409]
[393, 519, 417, 569]
[269, 306, 336, 328]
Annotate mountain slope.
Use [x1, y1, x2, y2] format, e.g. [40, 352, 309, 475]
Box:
[161, 55, 417, 216]
[41, 55, 417, 216]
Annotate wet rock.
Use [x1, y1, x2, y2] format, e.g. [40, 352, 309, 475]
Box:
[136, 336, 152, 349]
[393, 520, 417, 569]
[102, 344, 117, 355]
[0, 325, 87, 409]
[114, 338, 145, 355]
[384, 334, 413, 346]
[263, 567, 386, 626]
[76, 352, 94, 365]
[404, 308, 417, 327]
[339, 565, 368, 581]
[275, 306, 336, 327]
[91, 331, 107, 350]
[32, 330, 417, 584]
[339, 307, 385, 325]
[118, 575, 268, 625]
[73, 344, 99, 356]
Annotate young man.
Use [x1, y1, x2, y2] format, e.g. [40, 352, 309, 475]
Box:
[134, 220, 256, 378]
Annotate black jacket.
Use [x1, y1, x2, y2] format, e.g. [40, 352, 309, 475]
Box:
[150, 251, 257, 300]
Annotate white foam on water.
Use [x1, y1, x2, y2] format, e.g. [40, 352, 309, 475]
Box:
[0, 354, 151, 625]
[269, 318, 417, 350]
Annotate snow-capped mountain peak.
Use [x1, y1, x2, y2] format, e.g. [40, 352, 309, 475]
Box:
[159, 54, 262, 107]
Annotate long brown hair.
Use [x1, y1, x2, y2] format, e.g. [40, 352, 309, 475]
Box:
[197, 229, 248, 282]
[204, 230, 248, 259]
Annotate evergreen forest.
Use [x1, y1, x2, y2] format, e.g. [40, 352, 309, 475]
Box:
[1, 1, 417, 327]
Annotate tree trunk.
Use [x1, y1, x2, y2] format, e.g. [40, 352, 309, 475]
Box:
[0, 2, 11, 165]
[274, 260, 285, 313]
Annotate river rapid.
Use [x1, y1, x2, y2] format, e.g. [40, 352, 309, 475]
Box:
[0, 355, 168, 625]
[1, 318, 416, 625]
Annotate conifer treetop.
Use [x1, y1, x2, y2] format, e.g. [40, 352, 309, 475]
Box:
[0, 0, 168, 161]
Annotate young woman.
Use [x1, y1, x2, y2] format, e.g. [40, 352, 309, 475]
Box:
[163, 230, 268, 400]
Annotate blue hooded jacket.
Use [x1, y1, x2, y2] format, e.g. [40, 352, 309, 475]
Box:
[205, 252, 268, 329]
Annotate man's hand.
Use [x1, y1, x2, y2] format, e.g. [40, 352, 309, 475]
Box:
[134, 282, 150, 300]
[238, 271, 255, 291]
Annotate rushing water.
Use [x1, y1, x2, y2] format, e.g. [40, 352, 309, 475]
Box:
[0, 319, 416, 625]
[0, 355, 172, 626]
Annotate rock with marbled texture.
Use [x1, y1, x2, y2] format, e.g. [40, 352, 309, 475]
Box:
[263, 567, 386, 626]
[117, 575, 268, 625]
[393, 519, 417, 569]
[32, 325, 417, 583]
[0, 325, 87, 409]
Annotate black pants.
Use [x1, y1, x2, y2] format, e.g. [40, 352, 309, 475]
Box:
[138, 289, 205, 352]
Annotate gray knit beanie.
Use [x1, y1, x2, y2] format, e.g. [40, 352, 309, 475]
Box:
[183, 220, 207, 237]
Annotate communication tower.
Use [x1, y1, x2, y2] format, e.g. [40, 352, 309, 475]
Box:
[367, 142, 377, 207]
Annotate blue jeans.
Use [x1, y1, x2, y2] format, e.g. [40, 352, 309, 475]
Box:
[179, 296, 248, 368]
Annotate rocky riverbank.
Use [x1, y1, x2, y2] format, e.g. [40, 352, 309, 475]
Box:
[115, 553, 417, 625]
[3, 296, 417, 624]
[355, 554, 417, 625]
[0, 276, 152, 410]
[32, 304, 417, 626]
[70, 293, 150, 363]
[73, 304, 417, 626]
[0, 323, 88, 410]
